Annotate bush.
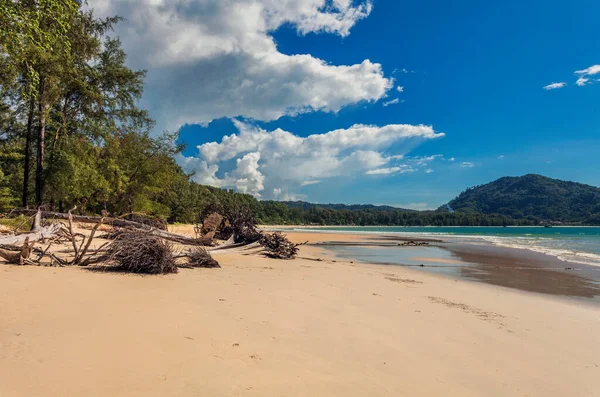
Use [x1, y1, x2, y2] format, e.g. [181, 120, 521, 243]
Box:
[0, 215, 32, 232]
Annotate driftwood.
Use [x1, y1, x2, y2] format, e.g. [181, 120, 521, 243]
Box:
[259, 232, 302, 259]
[11, 209, 160, 230]
[0, 237, 34, 264]
[147, 228, 214, 246]
[184, 246, 220, 268]
[87, 231, 178, 274]
[0, 223, 62, 246]
[10, 209, 214, 246]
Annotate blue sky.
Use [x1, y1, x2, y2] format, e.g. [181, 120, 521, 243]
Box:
[96, 0, 600, 209]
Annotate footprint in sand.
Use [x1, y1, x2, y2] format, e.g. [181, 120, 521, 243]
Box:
[427, 296, 507, 328]
[385, 276, 423, 284]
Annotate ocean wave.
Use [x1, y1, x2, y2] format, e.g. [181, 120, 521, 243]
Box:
[471, 236, 600, 267]
[273, 227, 600, 267]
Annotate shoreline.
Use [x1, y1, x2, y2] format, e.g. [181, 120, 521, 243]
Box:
[283, 230, 600, 302]
[264, 225, 600, 268]
[1, 227, 600, 396]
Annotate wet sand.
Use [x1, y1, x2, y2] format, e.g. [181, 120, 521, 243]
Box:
[304, 232, 600, 301]
[1, 228, 600, 396]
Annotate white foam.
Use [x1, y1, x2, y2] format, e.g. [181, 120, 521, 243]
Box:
[272, 227, 600, 267]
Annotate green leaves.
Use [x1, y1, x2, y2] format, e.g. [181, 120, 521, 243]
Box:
[0, 0, 79, 98]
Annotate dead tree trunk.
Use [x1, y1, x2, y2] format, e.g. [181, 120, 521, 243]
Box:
[9, 210, 214, 246]
[0, 223, 61, 246]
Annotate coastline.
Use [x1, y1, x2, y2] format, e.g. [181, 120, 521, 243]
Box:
[286, 229, 600, 302]
[1, 228, 600, 396]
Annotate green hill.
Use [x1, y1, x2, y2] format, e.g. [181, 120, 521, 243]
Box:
[446, 174, 600, 224]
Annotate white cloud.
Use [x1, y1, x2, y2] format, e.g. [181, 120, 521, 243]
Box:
[448, 157, 455, 162]
[301, 180, 321, 187]
[232, 152, 265, 197]
[498, 155, 505, 159]
[573, 64, 600, 87]
[397, 85, 404, 93]
[383, 98, 400, 107]
[365, 165, 415, 175]
[91, 0, 392, 131]
[425, 168, 434, 173]
[576, 76, 590, 86]
[543, 82, 566, 90]
[179, 120, 444, 198]
[575, 65, 600, 76]
[460, 161, 475, 168]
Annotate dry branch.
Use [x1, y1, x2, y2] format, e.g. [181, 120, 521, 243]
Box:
[259, 232, 301, 259]
[185, 246, 220, 268]
[101, 231, 178, 274]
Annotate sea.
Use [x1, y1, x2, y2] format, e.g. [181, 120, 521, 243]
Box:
[276, 226, 600, 267]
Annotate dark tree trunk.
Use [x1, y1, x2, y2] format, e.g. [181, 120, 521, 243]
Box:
[22, 98, 35, 208]
[35, 100, 46, 207]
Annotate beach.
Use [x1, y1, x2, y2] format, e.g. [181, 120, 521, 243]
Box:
[1, 229, 600, 396]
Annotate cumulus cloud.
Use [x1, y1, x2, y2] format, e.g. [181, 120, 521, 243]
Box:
[365, 166, 415, 175]
[91, 0, 392, 130]
[383, 98, 400, 107]
[576, 76, 590, 86]
[543, 82, 566, 90]
[301, 180, 321, 186]
[425, 169, 434, 173]
[460, 161, 475, 168]
[397, 86, 404, 93]
[575, 65, 600, 76]
[573, 64, 600, 87]
[178, 120, 445, 198]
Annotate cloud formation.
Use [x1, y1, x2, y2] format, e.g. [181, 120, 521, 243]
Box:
[178, 121, 445, 198]
[91, 0, 393, 130]
[460, 161, 475, 168]
[575, 65, 600, 76]
[576, 77, 590, 87]
[543, 82, 566, 90]
[574, 64, 600, 87]
[383, 98, 400, 107]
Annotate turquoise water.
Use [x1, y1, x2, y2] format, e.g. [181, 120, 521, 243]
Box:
[278, 226, 600, 266]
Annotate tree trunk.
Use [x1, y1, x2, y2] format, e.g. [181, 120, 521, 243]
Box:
[22, 98, 35, 208]
[35, 100, 46, 207]
[0, 223, 62, 246]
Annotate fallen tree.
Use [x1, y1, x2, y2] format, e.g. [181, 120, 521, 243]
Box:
[9, 209, 214, 246]
[0, 223, 62, 246]
[10, 209, 164, 230]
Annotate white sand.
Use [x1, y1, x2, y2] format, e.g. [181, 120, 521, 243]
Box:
[1, 230, 599, 396]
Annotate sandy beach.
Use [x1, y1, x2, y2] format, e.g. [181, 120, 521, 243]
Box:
[1, 229, 600, 397]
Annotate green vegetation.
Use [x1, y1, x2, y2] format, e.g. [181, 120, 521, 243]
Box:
[1, 6, 597, 227]
[446, 174, 600, 224]
[255, 201, 534, 226]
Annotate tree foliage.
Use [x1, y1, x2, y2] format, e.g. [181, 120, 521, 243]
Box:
[446, 174, 600, 224]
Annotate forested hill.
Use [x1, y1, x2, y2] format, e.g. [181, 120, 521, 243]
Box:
[272, 201, 413, 212]
[445, 174, 600, 224]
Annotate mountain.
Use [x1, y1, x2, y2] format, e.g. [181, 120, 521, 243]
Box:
[445, 174, 600, 223]
[269, 201, 414, 212]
